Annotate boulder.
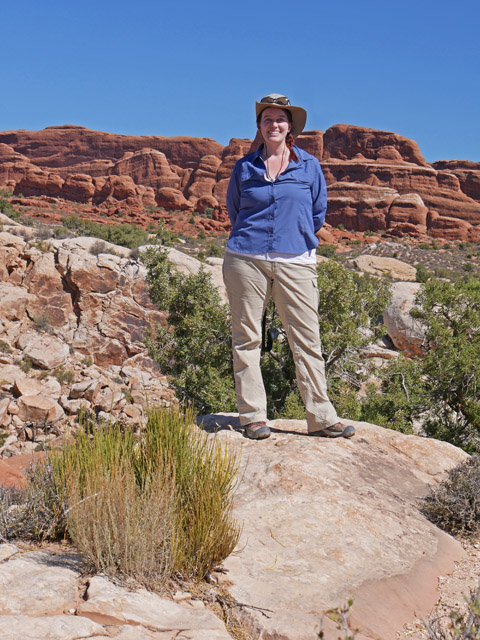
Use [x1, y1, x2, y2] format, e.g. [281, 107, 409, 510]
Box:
[16, 395, 64, 422]
[0, 283, 30, 322]
[352, 255, 417, 281]
[200, 414, 468, 640]
[156, 187, 192, 210]
[13, 377, 43, 397]
[383, 281, 425, 355]
[18, 333, 70, 369]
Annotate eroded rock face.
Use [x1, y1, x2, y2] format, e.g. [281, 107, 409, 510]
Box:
[0, 229, 175, 447]
[201, 414, 468, 640]
[1, 124, 479, 240]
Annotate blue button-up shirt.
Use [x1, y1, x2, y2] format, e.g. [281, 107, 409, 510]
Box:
[226, 144, 327, 254]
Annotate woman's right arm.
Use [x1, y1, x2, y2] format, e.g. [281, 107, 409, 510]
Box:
[226, 165, 240, 227]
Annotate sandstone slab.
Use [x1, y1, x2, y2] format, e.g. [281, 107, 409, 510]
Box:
[0, 614, 105, 640]
[352, 254, 417, 281]
[77, 576, 231, 638]
[0, 551, 81, 615]
[200, 414, 468, 640]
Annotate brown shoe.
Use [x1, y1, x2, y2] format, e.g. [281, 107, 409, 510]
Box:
[244, 421, 271, 440]
[311, 422, 355, 438]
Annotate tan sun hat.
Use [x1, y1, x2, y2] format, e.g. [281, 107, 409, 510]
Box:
[255, 93, 307, 138]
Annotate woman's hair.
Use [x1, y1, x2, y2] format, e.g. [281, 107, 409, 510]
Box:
[257, 109, 299, 162]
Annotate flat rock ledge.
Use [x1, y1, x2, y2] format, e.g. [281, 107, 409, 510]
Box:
[0, 548, 231, 640]
[200, 414, 469, 640]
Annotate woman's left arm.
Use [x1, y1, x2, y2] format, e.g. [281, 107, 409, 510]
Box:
[311, 159, 328, 232]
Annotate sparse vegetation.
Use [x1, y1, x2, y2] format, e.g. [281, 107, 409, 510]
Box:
[60, 216, 150, 249]
[0, 405, 240, 587]
[144, 247, 391, 419]
[53, 365, 75, 385]
[422, 456, 480, 538]
[0, 341, 12, 354]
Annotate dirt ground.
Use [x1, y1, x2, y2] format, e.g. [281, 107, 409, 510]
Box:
[397, 537, 480, 639]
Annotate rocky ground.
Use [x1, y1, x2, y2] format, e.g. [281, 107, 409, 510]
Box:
[0, 217, 479, 640]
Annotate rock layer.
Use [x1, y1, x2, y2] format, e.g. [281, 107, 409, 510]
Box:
[201, 414, 468, 640]
[1, 124, 479, 239]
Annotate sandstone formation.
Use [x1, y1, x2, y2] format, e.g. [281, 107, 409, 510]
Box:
[1, 124, 479, 240]
[0, 228, 176, 453]
[201, 413, 469, 640]
[0, 547, 231, 640]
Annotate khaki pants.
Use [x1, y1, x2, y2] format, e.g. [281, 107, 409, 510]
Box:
[222, 252, 338, 432]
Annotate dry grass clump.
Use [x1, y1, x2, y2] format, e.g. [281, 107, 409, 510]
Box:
[421, 455, 480, 538]
[0, 405, 240, 588]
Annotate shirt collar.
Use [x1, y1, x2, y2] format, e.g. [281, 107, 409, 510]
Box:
[252, 143, 303, 168]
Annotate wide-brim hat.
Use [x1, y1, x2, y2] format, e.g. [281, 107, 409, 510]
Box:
[255, 93, 307, 138]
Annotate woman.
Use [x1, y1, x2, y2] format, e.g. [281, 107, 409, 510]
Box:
[223, 93, 355, 440]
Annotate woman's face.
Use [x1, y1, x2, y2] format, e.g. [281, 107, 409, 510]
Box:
[258, 107, 291, 144]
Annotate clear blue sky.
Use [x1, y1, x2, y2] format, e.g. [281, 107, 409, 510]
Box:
[2, 0, 479, 162]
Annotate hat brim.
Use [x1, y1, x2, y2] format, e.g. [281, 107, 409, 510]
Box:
[255, 102, 307, 138]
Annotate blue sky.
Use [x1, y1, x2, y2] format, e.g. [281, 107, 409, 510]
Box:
[2, 0, 479, 162]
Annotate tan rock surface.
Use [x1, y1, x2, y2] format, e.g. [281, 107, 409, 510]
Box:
[201, 414, 468, 640]
[19, 333, 70, 369]
[352, 255, 417, 281]
[0, 551, 81, 615]
[0, 615, 105, 640]
[77, 576, 231, 638]
[16, 395, 64, 422]
[383, 281, 426, 355]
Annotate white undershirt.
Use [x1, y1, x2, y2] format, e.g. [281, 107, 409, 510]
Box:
[225, 246, 317, 265]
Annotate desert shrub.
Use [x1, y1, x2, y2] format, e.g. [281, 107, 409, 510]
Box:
[421, 456, 480, 538]
[61, 216, 149, 249]
[19, 357, 33, 373]
[89, 240, 107, 256]
[360, 357, 424, 434]
[416, 264, 433, 282]
[317, 244, 336, 258]
[143, 247, 237, 413]
[0, 198, 21, 222]
[32, 312, 53, 333]
[413, 277, 480, 450]
[145, 248, 391, 419]
[363, 276, 480, 449]
[0, 405, 240, 586]
[53, 365, 75, 385]
[0, 341, 12, 354]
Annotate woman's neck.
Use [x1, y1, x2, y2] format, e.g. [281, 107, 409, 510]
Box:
[263, 141, 287, 159]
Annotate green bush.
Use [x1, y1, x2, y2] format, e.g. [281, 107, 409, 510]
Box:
[316, 244, 336, 258]
[0, 198, 21, 221]
[363, 276, 480, 450]
[0, 405, 240, 586]
[416, 263, 433, 282]
[144, 249, 391, 420]
[60, 216, 149, 249]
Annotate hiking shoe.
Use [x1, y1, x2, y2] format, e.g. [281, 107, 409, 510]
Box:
[311, 422, 355, 438]
[244, 421, 271, 440]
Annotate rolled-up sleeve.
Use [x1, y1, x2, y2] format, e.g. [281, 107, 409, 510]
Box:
[311, 159, 327, 232]
[226, 165, 240, 227]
